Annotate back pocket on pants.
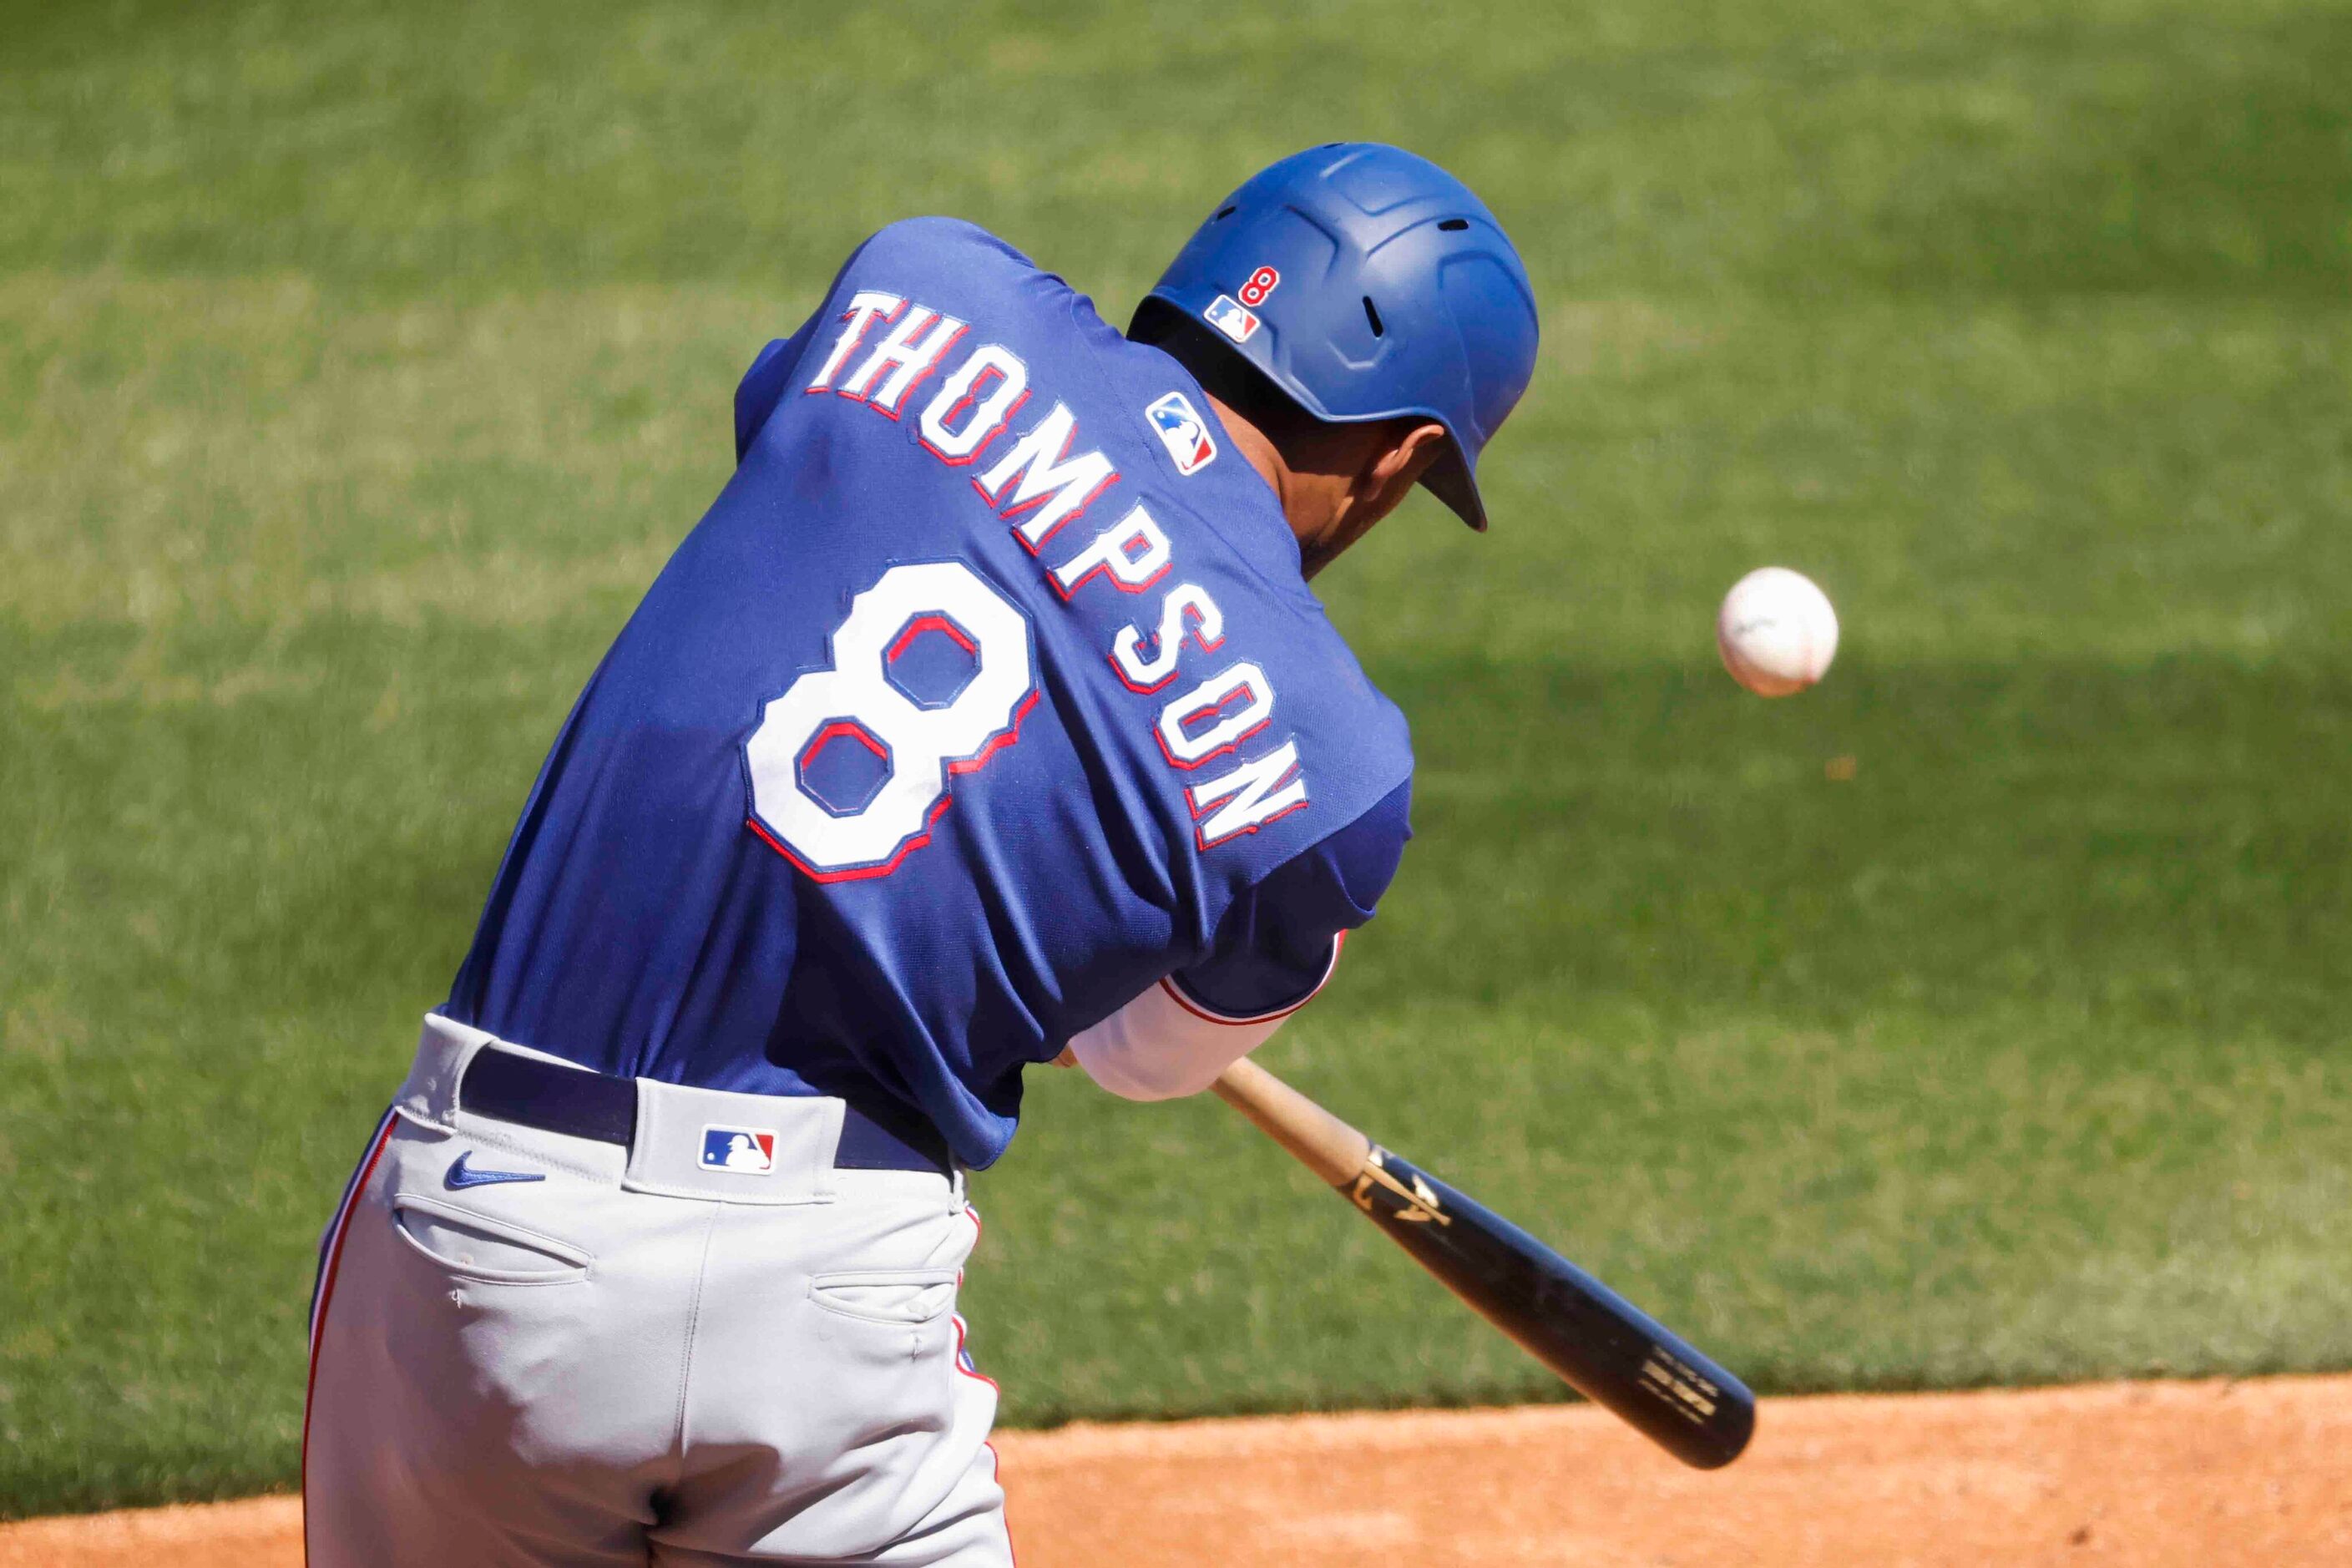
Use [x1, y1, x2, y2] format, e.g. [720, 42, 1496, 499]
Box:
[809, 1270, 959, 1326]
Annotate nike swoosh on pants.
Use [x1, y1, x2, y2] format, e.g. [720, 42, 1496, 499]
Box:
[446, 1152, 546, 1190]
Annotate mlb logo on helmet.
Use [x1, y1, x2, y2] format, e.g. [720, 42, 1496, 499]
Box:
[1202, 294, 1260, 345]
[700, 1125, 777, 1175]
[1145, 391, 1216, 475]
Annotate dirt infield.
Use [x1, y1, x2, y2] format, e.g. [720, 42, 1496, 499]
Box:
[6, 1377, 2347, 1565]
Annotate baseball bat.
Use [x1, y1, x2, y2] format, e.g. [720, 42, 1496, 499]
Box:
[1211, 1056, 1755, 1469]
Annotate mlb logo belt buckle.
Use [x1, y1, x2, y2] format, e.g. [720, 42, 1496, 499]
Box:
[700, 1125, 780, 1175]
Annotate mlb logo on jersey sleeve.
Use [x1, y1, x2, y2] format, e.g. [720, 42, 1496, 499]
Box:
[1146, 391, 1216, 475]
[701, 1125, 777, 1175]
[1203, 294, 1261, 345]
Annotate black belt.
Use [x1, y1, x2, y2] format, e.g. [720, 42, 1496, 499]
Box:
[459, 1047, 953, 1177]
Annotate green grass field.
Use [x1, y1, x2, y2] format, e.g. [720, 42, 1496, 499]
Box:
[5, 0, 2350, 1520]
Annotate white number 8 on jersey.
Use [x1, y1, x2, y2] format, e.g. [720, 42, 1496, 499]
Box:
[746, 561, 1035, 880]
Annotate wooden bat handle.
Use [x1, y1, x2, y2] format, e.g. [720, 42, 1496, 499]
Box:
[1211, 1057, 1372, 1188]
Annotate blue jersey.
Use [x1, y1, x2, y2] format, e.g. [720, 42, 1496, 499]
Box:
[444, 219, 1414, 1168]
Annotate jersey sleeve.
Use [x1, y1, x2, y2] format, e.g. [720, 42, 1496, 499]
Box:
[734, 326, 811, 463]
[1065, 778, 1411, 1101]
[1168, 776, 1413, 1019]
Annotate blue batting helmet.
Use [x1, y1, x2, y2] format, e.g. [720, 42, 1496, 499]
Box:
[1138, 143, 1540, 531]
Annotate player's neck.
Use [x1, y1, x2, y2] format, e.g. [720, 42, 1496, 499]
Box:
[1202, 392, 1290, 513]
[1201, 391, 1331, 579]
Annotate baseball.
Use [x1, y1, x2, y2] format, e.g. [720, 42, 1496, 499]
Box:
[1716, 567, 1839, 697]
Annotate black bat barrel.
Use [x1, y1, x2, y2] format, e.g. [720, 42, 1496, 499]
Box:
[1343, 1146, 1756, 1469]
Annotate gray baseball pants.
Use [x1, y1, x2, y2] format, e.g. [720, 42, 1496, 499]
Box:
[303, 1015, 1014, 1566]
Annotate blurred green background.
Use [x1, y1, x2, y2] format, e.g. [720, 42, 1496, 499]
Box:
[5, 0, 2349, 1519]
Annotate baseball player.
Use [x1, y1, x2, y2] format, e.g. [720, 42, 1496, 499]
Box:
[303, 142, 1538, 1565]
